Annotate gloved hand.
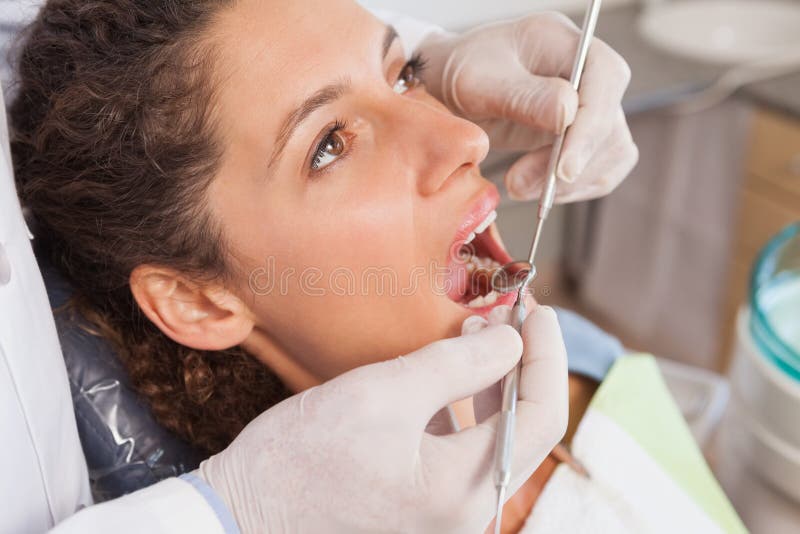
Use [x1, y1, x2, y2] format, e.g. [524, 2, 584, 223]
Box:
[418, 12, 638, 202]
[197, 306, 567, 534]
[464, 303, 544, 425]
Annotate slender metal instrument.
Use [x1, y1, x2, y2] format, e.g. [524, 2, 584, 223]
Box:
[490, 1, 603, 531]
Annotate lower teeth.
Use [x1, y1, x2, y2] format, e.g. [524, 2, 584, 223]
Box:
[459, 253, 503, 308]
[467, 290, 499, 308]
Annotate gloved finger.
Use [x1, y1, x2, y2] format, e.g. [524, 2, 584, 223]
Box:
[461, 314, 488, 335]
[433, 316, 491, 436]
[473, 305, 513, 423]
[514, 12, 581, 78]
[507, 109, 636, 203]
[514, 305, 569, 476]
[423, 306, 568, 506]
[479, 116, 556, 153]
[540, 110, 636, 202]
[555, 113, 638, 204]
[360, 324, 522, 426]
[483, 69, 578, 135]
[486, 304, 513, 326]
[504, 145, 554, 201]
[557, 40, 632, 183]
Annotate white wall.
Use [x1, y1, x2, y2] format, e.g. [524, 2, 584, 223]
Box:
[0, 0, 42, 92]
[359, 0, 633, 31]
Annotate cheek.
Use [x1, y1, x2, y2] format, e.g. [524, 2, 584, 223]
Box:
[220, 160, 468, 379]
[254, 287, 467, 380]
[239, 211, 467, 379]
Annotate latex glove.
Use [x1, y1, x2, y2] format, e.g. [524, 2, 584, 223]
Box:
[419, 13, 638, 202]
[197, 307, 567, 534]
[426, 299, 540, 435]
[465, 304, 538, 425]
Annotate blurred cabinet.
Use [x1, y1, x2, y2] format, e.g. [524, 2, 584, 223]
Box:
[720, 109, 800, 369]
[566, 100, 751, 370]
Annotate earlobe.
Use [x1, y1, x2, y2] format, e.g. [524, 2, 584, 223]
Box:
[130, 265, 254, 351]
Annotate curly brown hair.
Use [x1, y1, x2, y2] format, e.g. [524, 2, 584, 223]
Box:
[10, 0, 291, 455]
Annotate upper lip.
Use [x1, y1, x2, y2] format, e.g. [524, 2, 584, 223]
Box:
[451, 184, 501, 249]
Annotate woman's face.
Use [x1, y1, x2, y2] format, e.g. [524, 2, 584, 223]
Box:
[207, 0, 515, 382]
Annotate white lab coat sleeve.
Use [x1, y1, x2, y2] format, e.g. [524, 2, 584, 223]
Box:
[370, 8, 451, 58]
[0, 26, 240, 532]
[51, 475, 238, 534]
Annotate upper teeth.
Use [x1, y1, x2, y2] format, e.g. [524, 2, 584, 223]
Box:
[464, 210, 497, 245]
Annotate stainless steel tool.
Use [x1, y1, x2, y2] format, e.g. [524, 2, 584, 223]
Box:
[490, 1, 603, 531]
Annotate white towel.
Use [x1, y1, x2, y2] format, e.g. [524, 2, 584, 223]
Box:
[522, 409, 724, 534]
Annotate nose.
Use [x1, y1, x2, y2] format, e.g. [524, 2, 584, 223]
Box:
[385, 97, 490, 196]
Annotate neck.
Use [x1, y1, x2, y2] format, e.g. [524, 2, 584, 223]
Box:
[242, 327, 478, 427]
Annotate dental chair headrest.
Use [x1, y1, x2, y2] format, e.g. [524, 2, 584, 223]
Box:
[38, 253, 204, 501]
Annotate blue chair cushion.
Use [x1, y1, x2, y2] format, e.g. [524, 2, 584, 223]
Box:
[556, 306, 625, 382]
[39, 255, 204, 502]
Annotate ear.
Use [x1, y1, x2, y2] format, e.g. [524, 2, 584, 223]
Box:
[130, 265, 254, 351]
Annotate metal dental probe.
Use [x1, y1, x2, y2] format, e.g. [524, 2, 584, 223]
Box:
[491, 1, 602, 531]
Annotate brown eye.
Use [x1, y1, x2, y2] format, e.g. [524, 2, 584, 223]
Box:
[393, 63, 421, 94]
[311, 127, 347, 170]
[326, 131, 345, 155]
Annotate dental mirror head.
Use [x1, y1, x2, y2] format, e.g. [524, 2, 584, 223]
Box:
[491, 261, 537, 294]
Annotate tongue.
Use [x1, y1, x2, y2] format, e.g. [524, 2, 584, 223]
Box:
[464, 268, 495, 301]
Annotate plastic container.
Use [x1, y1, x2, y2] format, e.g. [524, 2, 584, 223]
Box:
[727, 222, 800, 502]
[656, 357, 729, 448]
[749, 222, 800, 380]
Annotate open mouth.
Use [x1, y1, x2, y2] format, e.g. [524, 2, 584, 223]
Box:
[446, 190, 516, 314]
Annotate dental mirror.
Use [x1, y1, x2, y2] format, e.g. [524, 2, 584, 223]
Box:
[491, 261, 537, 294]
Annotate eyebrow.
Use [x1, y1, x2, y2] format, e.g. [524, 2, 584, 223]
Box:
[267, 25, 399, 171]
[382, 25, 399, 60]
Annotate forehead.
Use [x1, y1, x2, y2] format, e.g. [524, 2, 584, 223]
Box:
[208, 0, 386, 126]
